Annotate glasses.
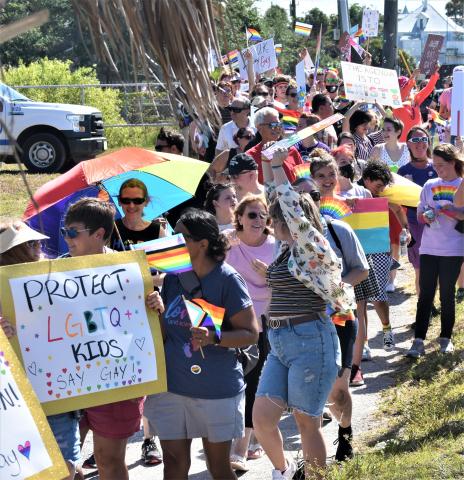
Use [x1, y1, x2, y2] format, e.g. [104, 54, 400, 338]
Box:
[155, 144, 169, 151]
[246, 211, 267, 220]
[119, 197, 146, 205]
[261, 121, 282, 130]
[238, 134, 253, 140]
[60, 227, 91, 239]
[288, 92, 298, 98]
[229, 106, 247, 113]
[409, 137, 429, 144]
[26, 240, 42, 248]
[325, 78, 339, 85]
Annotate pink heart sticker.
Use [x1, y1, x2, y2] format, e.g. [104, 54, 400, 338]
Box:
[18, 441, 31, 459]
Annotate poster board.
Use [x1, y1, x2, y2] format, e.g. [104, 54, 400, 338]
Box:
[451, 66, 464, 137]
[0, 328, 68, 480]
[338, 32, 351, 62]
[237, 38, 277, 80]
[295, 60, 306, 109]
[341, 61, 402, 107]
[0, 250, 167, 415]
[362, 8, 379, 37]
[419, 34, 444, 76]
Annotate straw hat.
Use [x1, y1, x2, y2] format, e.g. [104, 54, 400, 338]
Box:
[0, 221, 48, 254]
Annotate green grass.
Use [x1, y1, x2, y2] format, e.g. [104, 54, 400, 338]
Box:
[326, 301, 464, 480]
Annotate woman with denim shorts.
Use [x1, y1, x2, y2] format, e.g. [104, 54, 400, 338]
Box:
[252, 148, 355, 479]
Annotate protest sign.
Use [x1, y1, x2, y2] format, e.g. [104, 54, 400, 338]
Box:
[295, 60, 306, 108]
[0, 250, 167, 415]
[343, 198, 390, 254]
[237, 38, 277, 80]
[450, 66, 464, 137]
[341, 61, 402, 107]
[0, 328, 68, 480]
[262, 113, 343, 159]
[338, 32, 351, 62]
[419, 34, 444, 77]
[303, 51, 314, 69]
[362, 8, 379, 37]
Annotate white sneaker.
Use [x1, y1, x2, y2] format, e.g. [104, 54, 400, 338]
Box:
[271, 459, 297, 479]
[406, 338, 425, 358]
[383, 329, 395, 351]
[438, 337, 454, 354]
[362, 344, 372, 361]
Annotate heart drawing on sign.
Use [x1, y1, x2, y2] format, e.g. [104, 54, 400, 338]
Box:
[135, 337, 146, 351]
[18, 441, 31, 459]
[27, 362, 37, 376]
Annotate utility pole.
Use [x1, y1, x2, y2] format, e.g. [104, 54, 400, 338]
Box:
[338, 0, 350, 34]
[290, 0, 296, 26]
[382, 0, 399, 69]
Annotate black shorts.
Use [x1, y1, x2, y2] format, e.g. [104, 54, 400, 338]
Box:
[335, 319, 358, 374]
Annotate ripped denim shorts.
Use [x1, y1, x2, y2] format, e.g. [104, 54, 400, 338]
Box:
[256, 315, 340, 417]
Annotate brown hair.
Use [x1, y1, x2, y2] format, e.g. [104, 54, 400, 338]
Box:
[309, 154, 338, 177]
[406, 127, 432, 160]
[433, 144, 464, 177]
[0, 221, 40, 266]
[234, 195, 271, 234]
[119, 178, 148, 199]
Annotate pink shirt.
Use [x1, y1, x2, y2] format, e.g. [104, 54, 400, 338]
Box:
[439, 88, 452, 111]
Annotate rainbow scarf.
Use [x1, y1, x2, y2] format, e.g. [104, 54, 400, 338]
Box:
[130, 233, 192, 274]
[320, 197, 352, 220]
[432, 185, 457, 203]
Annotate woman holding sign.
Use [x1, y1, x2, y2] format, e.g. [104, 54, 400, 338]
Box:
[0, 221, 80, 480]
[144, 208, 259, 480]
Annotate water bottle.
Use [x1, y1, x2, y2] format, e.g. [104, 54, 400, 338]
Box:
[399, 228, 409, 256]
[424, 208, 440, 229]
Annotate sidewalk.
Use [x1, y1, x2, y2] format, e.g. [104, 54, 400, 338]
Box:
[81, 268, 416, 479]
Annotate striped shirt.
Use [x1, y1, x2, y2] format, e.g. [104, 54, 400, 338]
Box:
[353, 130, 384, 161]
[267, 249, 326, 317]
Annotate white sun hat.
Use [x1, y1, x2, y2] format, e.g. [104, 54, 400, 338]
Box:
[0, 221, 49, 254]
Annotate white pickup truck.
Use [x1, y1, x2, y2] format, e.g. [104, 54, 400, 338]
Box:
[0, 83, 107, 173]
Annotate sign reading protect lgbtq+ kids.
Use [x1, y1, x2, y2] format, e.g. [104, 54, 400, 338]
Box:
[341, 61, 402, 107]
[0, 250, 167, 415]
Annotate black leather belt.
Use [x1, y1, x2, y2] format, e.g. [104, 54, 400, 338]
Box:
[267, 313, 323, 329]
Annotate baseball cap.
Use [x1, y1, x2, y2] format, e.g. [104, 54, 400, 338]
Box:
[0, 221, 49, 254]
[228, 153, 258, 176]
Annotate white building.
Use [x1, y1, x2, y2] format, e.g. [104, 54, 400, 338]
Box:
[398, 0, 464, 66]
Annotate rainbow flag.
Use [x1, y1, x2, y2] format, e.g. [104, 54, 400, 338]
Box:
[294, 163, 312, 179]
[379, 172, 421, 207]
[295, 21, 313, 37]
[320, 197, 352, 220]
[183, 297, 206, 327]
[130, 233, 192, 274]
[342, 198, 390, 254]
[246, 28, 262, 42]
[428, 108, 447, 126]
[275, 43, 282, 55]
[432, 185, 457, 203]
[222, 49, 239, 65]
[191, 298, 224, 338]
[275, 106, 300, 133]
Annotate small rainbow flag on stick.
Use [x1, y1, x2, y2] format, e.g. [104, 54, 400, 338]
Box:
[295, 21, 313, 37]
[246, 28, 262, 42]
[222, 49, 239, 65]
[320, 197, 352, 220]
[275, 43, 282, 55]
[188, 298, 225, 339]
[432, 185, 457, 203]
[130, 233, 193, 274]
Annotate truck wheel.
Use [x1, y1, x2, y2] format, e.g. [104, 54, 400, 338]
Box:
[21, 133, 67, 173]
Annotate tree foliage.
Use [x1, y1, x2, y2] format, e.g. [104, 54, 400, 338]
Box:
[446, 0, 464, 26]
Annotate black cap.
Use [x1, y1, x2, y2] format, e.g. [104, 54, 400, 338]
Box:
[259, 77, 273, 87]
[228, 153, 258, 175]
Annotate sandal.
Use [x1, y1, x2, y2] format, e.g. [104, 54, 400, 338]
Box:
[247, 444, 265, 460]
[230, 454, 249, 471]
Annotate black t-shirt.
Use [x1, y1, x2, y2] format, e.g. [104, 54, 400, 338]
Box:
[111, 219, 161, 251]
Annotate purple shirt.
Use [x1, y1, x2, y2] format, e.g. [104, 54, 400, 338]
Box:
[295, 140, 330, 162]
[417, 177, 464, 257]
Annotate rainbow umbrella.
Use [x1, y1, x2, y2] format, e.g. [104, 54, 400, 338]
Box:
[24, 148, 209, 256]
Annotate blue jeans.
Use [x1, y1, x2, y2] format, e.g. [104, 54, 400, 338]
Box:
[47, 413, 80, 466]
[256, 316, 340, 416]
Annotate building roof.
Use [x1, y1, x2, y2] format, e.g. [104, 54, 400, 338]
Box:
[398, 1, 464, 35]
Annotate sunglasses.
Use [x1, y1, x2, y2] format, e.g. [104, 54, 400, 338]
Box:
[60, 227, 91, 239]
[325, 78, 339, 85]
[246, 211, 267, 220]
[262, 121, 282, 130]
[409, 137, 429, 143]
[238, 134, 253, 140]
[119, 197, 146, 205]
[288, 92, 298, 98]
[229, 106, 247, 113]
[155, 144, 169, 151]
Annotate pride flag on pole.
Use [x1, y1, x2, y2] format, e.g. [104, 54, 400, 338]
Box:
[246, 28, 262, 42]
[275, 43, 283, 55]
[295, 21, 313, 37]
[222, 49, 239, 65]
[312, 25, 323, 87]
[130, 233, 193, 274]
[183, 298, 225, 339]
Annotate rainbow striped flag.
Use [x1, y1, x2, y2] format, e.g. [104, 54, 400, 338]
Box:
[246, 28, 262, 42]
[275, 43, 283, 55]
[293, 164, 312, 179]
[295, 21, 312, 37]
[222, 49, 239, 65]
[379, 172, 421, 207]
[130, 233, 193, 274]
[342, 198, 390, 254]
[275, 106, 300, 133]
[191, 298, 225, 338]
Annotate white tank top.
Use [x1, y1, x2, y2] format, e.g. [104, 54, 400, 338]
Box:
[379, 144, 411, 172]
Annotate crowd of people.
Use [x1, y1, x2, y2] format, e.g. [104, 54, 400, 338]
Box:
[1, 54, 464, 480]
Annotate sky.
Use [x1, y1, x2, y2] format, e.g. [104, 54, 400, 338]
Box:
[255, 0, 448, 17]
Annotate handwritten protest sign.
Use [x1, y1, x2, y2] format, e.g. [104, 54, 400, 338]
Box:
[262, 113, 343, 159]
[237, 38, 277, 80]
[362, 8, 379, 37]
[338, 32, 351, 62]
[451, 66, 464, 137]
[295, 60, 306, 108]
[419, 34, 444, 76]
[341, 61, 402, 107]
[0, 250, 166, 415]
[0, 328, 68, 480]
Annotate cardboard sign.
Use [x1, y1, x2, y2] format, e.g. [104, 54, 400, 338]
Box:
[0, 251, 167, 415]
[362, 8, 379, 37]
[419, 34, 444, 76]
[237, 38, 277, 80]
[262, 113, 343, 159]
[0, 328, 68, 480]
[338, 32, 351, 62]
[451, 66, 464, 137]
[295, 60, 306, 108]
[341, 61, 402, 107]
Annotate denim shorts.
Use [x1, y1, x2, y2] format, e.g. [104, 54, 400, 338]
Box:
[47, 412, 80, 466]
[144, 391, 245, 443]
[256, 316, 340, 417]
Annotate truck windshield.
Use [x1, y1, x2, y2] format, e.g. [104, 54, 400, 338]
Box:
[0, 83, 30, 102]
